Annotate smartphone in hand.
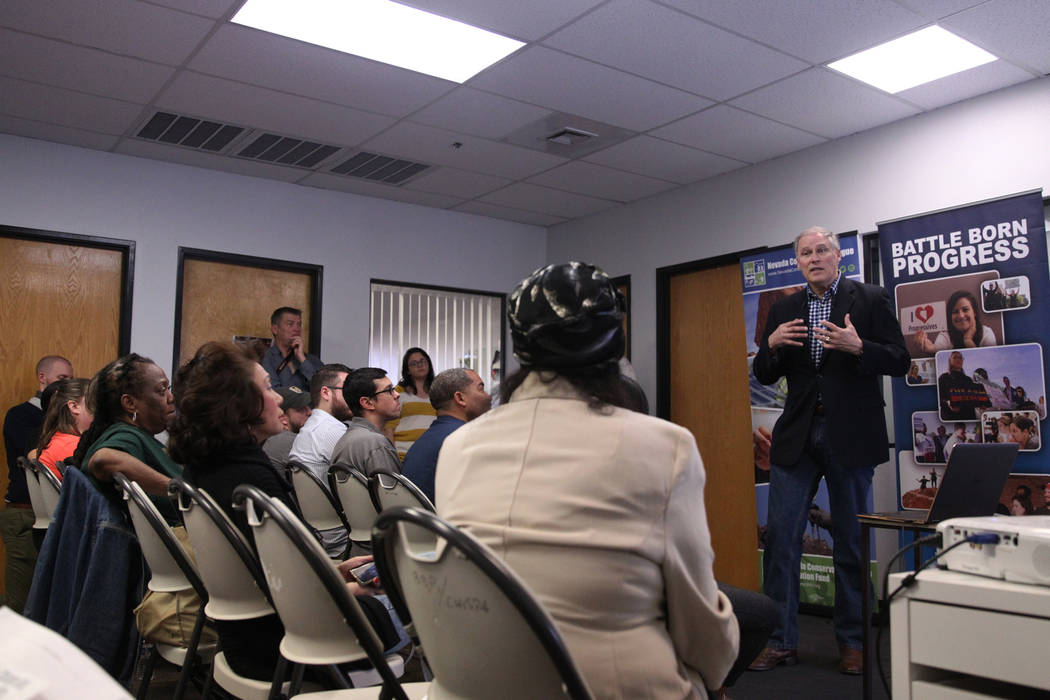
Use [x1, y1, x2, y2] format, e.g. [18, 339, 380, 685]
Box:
[349, 561, 379, 585]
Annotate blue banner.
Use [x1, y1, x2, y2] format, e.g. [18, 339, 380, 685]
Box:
[741, 233, 862, 294]
[878, 191, 1048, 509]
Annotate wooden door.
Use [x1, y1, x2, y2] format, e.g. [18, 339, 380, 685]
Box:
[0, 234, 124, 594]
[178, 258, 314, 367]
[668, 263, 759, 589]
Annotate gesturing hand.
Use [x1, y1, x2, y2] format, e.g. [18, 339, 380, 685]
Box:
[768, 318, 808, 351]
[818, 313, 863, 356]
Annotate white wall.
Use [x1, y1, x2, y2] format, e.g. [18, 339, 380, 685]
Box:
[547, 76, 1050, 405]
[0, 134, 545, 374]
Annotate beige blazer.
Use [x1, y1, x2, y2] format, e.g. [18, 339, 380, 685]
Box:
[436, 373, 739, 698]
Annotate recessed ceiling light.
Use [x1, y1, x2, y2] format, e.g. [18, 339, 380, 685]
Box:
[232, 0, 525, 83]
[827, 26, 996, 94]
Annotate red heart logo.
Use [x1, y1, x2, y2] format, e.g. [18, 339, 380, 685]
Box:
[915, 305, 933, 323]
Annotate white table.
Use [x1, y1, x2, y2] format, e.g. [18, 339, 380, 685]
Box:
[889, 568, 1050, 699]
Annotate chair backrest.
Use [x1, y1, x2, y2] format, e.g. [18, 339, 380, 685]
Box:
[372, 507, 594, 700]
[329, 464, 378, 544]
[37, 462, 63, 519]
[17, 457, 51, 529]
[287, 461, 350, 533]
[116, 474, 204, 598]
[233, 484, 409, 700]
[170, 479, 274, 622]
[369, 472, 436, 514]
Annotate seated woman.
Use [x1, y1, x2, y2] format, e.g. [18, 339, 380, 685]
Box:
[436, 262, 739, 698]
[73, 353, 182, 523]
[36, 377, 92, 480]
[169, 342, 400, 682]
[386, 347, 437, 459]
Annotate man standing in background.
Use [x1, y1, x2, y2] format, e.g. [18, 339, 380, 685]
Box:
[263, 307, 322, 390]
[1, 355, 73, 612]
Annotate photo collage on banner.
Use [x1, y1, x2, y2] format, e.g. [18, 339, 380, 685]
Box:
[740, 234, 867, 607]
[878, 191, 1049, 510]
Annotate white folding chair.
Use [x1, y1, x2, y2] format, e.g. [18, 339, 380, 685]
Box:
[372, 506, 594, 700]
[37, 461, 63, 520]
[17, 457, 51, 533]
[287, 461, 351, 558]
[368, 473, 436, 515]
[329, 464, 377, 554]
[234, 484, 429, 700]
[116, 475, 216, 700]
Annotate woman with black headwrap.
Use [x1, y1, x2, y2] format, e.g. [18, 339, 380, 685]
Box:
[435, 262, 741, 699]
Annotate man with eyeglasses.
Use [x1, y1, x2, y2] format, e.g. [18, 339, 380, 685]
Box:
[331, 368, 403, 478]
[750, 226, 908, 675]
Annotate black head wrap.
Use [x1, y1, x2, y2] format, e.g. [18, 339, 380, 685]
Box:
[508, 262, 625, 369]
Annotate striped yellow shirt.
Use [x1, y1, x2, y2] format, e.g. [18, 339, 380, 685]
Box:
[386, 386, 437, 460]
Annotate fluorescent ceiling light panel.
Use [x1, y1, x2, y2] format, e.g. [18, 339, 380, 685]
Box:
[828, 26, 996, 93]
[232, 0, 525, 83]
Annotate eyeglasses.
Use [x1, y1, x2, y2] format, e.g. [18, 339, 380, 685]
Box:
[323, 384, 343, 392]
[407, 359, 428, 368]
[373, 386, 398, 398]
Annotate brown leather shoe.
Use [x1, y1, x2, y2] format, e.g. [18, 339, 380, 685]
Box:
[748, 647, 798, 671]
[838, 647, 863, 675]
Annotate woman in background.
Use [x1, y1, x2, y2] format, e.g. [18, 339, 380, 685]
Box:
[387, 346, 437, 459]
[1007, 415, 1040, 450]
[36, 378, 92, 480]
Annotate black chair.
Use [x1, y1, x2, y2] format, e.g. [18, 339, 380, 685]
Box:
[115, 474, 215, 700]
[371, 506, 594, 700]
[233, 484, 429, 700]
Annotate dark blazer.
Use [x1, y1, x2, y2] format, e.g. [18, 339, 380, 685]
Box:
[753, 277, 909, 469]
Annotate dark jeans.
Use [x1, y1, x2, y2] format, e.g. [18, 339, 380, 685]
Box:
[717, 583, 776, 689]
[763, 416, 874, 650]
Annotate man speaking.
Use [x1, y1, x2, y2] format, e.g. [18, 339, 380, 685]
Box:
[751, 227, 908, 674]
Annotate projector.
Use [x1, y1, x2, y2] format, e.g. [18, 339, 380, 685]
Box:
[937, 515, 1050, 585]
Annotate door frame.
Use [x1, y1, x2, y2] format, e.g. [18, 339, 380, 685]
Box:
[0, 224, 135, 354]
[173, 247, 324, 375]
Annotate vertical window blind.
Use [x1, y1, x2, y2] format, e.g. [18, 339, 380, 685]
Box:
[369, 282, 503, 388]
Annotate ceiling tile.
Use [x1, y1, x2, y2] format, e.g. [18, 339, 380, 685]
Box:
[941, 0, 1050, 74]
[409, 88, 552, 139]
[453, 200, 567, 226]
[652, 105, 826, 163]
[663, 0, 925, 63]
[584, 135, 747, 184]
[480, 182, 616, 219]
[115, 138, 307, 182]
[891, 0, 988, 19]
[471, 46, 713, 131]
[527, 160, 676, 202]
[157, 72, 397, 147]
[0, 28, 174, 104]
[301, 172, 465, 209]
[543, 0, 807, 100]
[0, 76, 143, 135]
[730, 68, 919, 139]
[148, 0, 242, 20]
[397, 0, 605, 41]
[403, 167, 512, 199]
[0, 114, 119, 151]
[362, 121, 566, 179]
[0, 0, 215, 65]
[189, 25, 455, 117]
[896, 61, 1035, 110]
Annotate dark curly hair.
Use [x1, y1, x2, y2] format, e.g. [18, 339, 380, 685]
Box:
[72, 353, 157, 466]
[168, 342, 264, 467]
[398, 347, 435, 395]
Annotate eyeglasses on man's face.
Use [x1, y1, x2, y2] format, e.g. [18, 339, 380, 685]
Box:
[373, 385, 398, 398]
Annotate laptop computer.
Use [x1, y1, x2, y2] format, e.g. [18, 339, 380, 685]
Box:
[864, 442, 1019, 525]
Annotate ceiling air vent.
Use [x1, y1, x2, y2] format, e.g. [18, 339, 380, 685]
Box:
[329, 151, 430, 185]
[234, 132, 341, 169]
[136, 111, 244, 152]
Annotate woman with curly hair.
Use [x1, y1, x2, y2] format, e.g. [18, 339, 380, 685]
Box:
[74, 353, 181, 522]
[171, 342, 401, 682]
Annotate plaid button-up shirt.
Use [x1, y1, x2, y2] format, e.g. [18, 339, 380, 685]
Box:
[806, 273, 841, 368]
